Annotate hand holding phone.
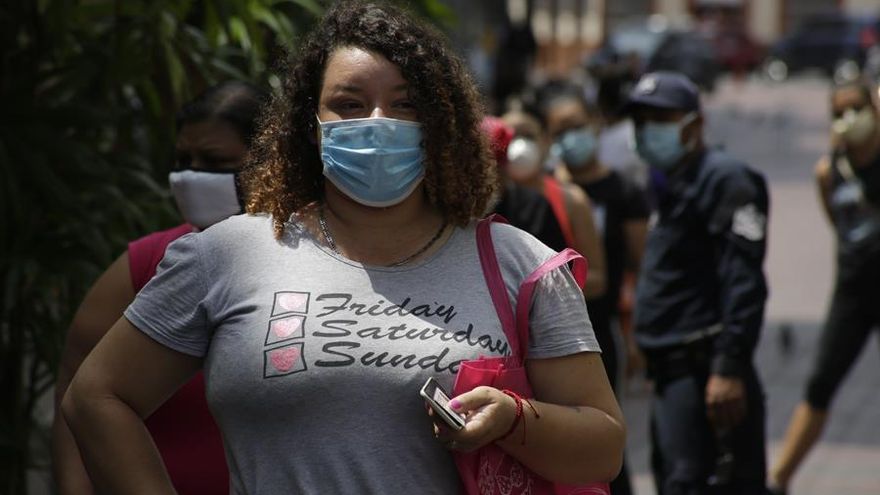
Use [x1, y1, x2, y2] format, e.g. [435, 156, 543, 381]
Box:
[420, 377, 466, 430]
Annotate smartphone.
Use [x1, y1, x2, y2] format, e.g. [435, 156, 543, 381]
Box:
[420, 377, 466, 431]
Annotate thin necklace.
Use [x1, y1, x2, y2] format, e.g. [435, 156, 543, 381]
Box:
[318, 206, 448, 267]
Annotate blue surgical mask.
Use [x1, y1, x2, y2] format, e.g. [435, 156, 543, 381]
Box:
[319, 116, 425, 207]
[553, 127, 598, 169]
[634, 113, 697, 171]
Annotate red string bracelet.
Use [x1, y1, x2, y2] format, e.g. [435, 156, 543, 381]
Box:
[499, 389, 540, 445]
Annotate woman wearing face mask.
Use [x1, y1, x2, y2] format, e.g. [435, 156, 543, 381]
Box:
[768, 80, 880, 495]
[498, 108, 607, 300]
[60, 3, 625, 494]
[51, 81, 268, 495]
[542, 87, 648, 495]
[483, 115, 570, 254]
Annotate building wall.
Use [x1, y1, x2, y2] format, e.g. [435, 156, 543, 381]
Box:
[843, 0, 880, 15]
[750, 0, 783, 43]
[606, 0, 653, 33]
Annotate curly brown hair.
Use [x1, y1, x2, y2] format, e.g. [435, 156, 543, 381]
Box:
[242, 1, 498, 238]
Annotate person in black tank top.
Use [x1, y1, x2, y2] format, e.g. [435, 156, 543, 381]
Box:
[542, 84, 647, 495]
[770, 80, 880, 495]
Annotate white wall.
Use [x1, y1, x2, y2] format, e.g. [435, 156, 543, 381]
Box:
[750, 0, 783, 44]
[655, 0, 690, 19]
[843, 0, 880, 15]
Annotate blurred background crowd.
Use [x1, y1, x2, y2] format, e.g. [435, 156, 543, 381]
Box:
[3, 0, 880, 494]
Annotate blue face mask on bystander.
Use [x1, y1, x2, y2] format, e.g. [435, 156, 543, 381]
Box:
[318, 116, 425, 207]
[635, 112, 697, 171]
[553, 127, 598, 169]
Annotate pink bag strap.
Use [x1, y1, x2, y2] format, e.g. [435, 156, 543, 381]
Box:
[514, 248, 587, 358]
[476, 215, 519, 358]
[477, 216, 589, 361]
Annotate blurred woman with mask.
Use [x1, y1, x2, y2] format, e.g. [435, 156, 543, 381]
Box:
[769, 80, 880, 495]
[52, 81, 268, 495]
[500, 108, 607, 300]
[543, 87, 649, 495]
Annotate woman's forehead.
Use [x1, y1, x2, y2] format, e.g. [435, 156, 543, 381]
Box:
[502, 111, 541, 136]
[322, 46, 407, 91]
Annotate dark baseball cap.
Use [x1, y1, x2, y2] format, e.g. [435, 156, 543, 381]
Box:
[624, 71, 701, 113]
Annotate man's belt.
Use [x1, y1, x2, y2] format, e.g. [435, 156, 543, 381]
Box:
[644, 324, 723, 382]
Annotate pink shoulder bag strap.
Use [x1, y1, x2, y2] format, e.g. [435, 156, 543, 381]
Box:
[476, 215, 588, 359]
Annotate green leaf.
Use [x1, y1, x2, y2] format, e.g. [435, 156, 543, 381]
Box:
[163, 42, 187, 103]
[228, 16, 252, 52]
[272, 0, 323, 17]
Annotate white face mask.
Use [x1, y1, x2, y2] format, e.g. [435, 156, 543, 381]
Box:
[169, 170, 242, 229]
[506, 137, 543, 181]
[832, 107, 877, 145]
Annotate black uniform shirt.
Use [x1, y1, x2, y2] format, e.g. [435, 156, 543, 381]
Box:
[635, 149, 769, 376]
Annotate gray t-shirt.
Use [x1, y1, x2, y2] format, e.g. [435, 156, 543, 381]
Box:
[125, 213, 599, 494]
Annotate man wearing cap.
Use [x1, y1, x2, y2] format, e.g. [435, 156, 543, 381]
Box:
[627, 71, 770, 494]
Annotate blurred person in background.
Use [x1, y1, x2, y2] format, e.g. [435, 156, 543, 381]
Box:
[542, 84, 650, 495]
[499, 107, 607, 300]
[483, 116, 569, 253]
[595, 69, 650, 190]
[627, 71, 770, 495]
[51, 80, 268, 495]
[543, 85, 650, 385]
[593, 68, 652, 384]
[768, 79, 880, 495]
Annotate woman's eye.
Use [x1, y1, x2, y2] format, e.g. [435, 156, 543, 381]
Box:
[394, 100, 415, 110]
[336, 100, 364, 111]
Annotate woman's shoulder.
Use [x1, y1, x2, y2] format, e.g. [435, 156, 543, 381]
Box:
[197, 213, 273, 240]
[484, 220, 557, 271]
[168, 213, 275, 259]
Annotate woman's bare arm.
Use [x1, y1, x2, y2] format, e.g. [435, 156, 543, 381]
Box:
[815, 155, 834, 226]
[447, 352, 625, 484]
[62, 318, 200, 494]
[563, 184, 608, 299]
[52, 253, 135, 494]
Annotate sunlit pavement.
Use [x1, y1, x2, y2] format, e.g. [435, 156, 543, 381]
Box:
[621, 73, 880, 495]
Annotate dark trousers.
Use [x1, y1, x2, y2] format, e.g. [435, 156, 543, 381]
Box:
[806, 275, 880, 409]
[648, 354, 768, 495]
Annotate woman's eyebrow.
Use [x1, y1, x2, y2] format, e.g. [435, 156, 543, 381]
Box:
[328, 82, 409, 94]
[328, 84, 363, 94]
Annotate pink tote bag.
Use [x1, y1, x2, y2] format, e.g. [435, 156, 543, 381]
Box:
[451, 215, 610, 495]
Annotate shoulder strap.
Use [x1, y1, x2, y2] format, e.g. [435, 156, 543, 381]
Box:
[515, 249, 587, 359]
[542, 176, 576, 249]
[477, 215, 588, 361]
[476, 215, 519, 358]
